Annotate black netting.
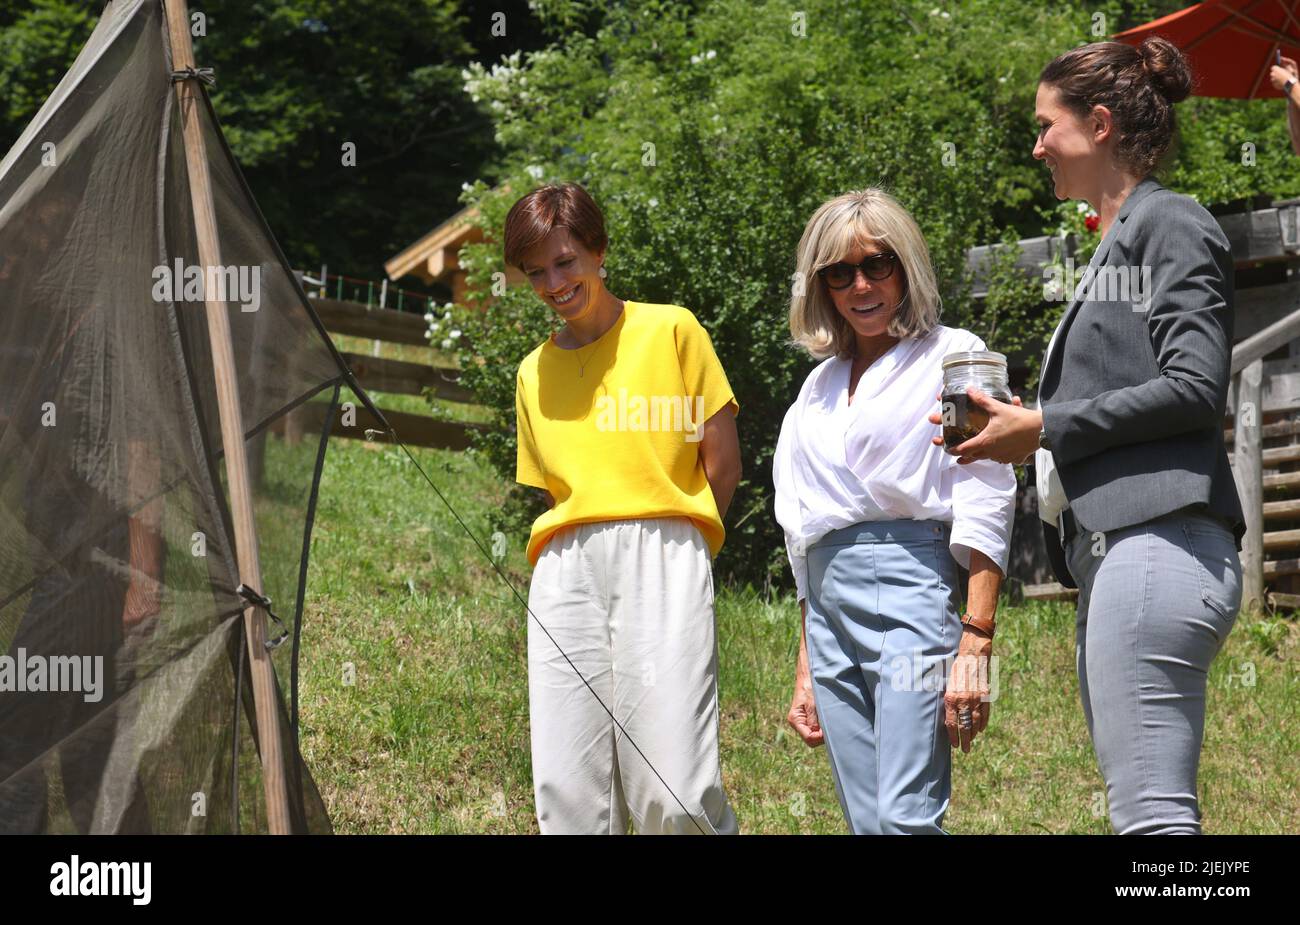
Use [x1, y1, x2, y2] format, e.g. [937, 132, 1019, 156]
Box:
[0, 0, 367, 833]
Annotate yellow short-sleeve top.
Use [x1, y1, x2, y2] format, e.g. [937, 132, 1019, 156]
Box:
[514, 301, 739, 567]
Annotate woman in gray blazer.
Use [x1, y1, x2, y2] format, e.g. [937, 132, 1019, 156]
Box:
[931, 36, 1245, 834]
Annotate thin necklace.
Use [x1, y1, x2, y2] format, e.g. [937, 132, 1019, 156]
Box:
[560, 301, 623, 376]
[553, 328, 604, 376]
[574, 339, 601, 377]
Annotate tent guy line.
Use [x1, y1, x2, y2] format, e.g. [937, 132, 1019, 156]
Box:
[384, 428, 712, 836]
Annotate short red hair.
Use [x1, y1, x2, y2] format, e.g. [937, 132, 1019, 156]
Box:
[503, 183, 609, 270]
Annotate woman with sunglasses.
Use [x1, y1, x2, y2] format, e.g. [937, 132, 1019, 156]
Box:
[775, 188, 1016, 834]
[935, 38, 1244, 835]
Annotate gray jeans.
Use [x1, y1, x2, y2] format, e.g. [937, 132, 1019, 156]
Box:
[1064, 508, 1241, 834]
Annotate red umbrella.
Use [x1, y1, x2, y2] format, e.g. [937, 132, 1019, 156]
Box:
[1114, 0, 1300, 99]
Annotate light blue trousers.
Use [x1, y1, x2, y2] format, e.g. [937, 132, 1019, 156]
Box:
[1064, 508, 1241, 834]
[805, 519, 962, 835]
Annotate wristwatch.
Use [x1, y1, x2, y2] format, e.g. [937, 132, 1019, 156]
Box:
[961, 611, 996, 638]
[1038, 426, 1051, 451]
[1286, 77, 1296, 100]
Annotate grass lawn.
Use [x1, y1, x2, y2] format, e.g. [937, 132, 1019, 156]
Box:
[293, 434, 1299, 834]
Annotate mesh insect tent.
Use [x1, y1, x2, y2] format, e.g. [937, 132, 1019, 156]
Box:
[0, 0, 383, 833]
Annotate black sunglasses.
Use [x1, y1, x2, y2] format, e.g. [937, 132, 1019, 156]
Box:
[817, 252, 898, 289]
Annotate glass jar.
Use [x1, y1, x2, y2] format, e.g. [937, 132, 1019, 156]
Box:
[940, 351, 1012, 450]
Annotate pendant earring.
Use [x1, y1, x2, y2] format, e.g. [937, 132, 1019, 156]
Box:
[598, 266, 607, 279]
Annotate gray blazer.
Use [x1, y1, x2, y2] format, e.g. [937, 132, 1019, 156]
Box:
[1038, 176, 1245, 585]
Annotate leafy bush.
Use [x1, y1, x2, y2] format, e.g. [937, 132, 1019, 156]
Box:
[446, 0, 1300, 592]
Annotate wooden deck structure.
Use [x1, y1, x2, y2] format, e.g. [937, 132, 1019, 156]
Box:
[382, 202, 525, 302]
[977, 196, 1300, 609]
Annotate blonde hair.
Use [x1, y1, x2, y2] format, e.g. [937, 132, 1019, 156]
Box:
[789, 188, 941, 360]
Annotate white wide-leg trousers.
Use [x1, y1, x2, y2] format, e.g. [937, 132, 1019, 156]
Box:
[526, 516, 737, 835]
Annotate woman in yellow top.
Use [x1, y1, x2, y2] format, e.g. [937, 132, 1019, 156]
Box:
[508, 183, 740, 835]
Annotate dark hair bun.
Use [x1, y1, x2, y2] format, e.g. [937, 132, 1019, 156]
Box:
[1139, 36, 1191, 104]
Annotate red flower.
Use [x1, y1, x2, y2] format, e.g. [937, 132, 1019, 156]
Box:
[1084, 213, 1100, 233]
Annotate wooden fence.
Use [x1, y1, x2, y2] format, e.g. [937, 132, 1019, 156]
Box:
[300, 297, 488, 450]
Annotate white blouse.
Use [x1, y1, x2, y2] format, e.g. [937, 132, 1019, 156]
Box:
[1034, 318, 1070, 528]
[772, 324, 1017, 604]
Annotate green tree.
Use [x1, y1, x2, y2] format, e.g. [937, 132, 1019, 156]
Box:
[0, 0, 549, 278]
[454, 0, 1100, 591]
[457, 0, 1300, 593]
[0, 1, 95, 132]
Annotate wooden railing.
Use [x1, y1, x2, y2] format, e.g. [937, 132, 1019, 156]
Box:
[1227, 301, 1300, 611]
[302, 297, 488, 450]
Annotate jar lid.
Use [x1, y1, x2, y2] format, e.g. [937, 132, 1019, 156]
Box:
[941, 350, 1007, 370]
